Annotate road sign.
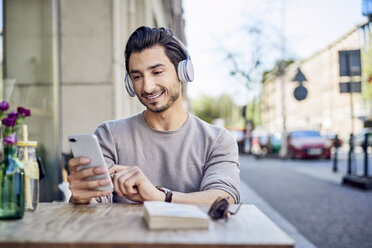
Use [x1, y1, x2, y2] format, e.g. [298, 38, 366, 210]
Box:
[292, 68, 308, 101]
[292, 68, 307, 82]
[339, 50, 361, 77]
[339, 82, 361, 93]
[294, 85, 308, 101]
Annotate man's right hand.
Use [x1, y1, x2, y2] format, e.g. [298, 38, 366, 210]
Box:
[67, 157, 112, 204]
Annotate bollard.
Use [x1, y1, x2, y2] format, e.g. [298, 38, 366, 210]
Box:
[363, 133, 370, 177]
[347, 133, 354, 175]
[332, 134, 339, 172]
[342, 133, 372, 190]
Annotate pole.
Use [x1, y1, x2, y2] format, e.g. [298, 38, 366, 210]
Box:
[332, 134, 339, 172]
[350, 91, 354, 135]
[347, 133, 354, 175]
[345, 52, 355, 175]
[279, 0, 287, 158]
[333, 146, 338, 172]
[364, 133, 369, 177]
[346, 53, 354, 135]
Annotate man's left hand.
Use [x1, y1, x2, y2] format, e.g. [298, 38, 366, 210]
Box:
[109, 165, 164, 202]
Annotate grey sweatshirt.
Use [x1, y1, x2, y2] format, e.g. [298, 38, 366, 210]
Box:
[94, 112, 240, 203]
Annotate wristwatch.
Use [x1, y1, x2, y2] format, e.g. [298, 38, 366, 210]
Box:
[156, 186, 173, 202]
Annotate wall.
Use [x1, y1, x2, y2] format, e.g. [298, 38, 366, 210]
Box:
[60, 0, 170, 153]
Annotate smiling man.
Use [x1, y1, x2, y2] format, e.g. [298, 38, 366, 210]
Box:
[67, 26, 240, 205]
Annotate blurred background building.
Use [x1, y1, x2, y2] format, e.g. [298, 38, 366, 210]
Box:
[261, 19, 372, 142]
[1, 0, 186, 201]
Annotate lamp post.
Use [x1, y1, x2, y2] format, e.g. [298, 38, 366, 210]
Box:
[278, 0, 287, 158]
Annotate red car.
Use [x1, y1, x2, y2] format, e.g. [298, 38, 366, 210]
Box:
[287, 130, 331, 159]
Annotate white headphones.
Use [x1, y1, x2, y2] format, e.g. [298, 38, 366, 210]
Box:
[124, 36, 194, 97]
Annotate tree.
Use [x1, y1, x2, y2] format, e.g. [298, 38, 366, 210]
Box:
[192, 93, 244, 128]
[362, 37, 372, 105]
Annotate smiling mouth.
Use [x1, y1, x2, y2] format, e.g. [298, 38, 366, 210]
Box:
[144, 91, 164, 103]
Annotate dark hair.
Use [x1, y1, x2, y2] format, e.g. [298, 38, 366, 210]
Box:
[124, 26, 187, 73]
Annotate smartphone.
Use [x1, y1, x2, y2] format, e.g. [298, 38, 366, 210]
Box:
[68, 134, 113, 191]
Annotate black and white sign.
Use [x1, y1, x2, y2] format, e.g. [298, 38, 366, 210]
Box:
[339, 50, 361, 77]
[294, 85, 308, 101]
[292, 69, 307, 82]
[339, 82, 362, 93]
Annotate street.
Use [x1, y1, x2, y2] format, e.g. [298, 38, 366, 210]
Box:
[239, 148, 372, 248]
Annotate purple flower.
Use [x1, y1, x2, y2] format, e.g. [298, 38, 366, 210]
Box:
[2, 117, 16, 127]
[7, 110, 18, 120]
[17, 107, 31, 117]
[3, 134, 17, 145]
[0, 101, 9, 111]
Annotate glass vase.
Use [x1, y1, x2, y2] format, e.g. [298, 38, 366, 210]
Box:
[0, 144, 25, 219]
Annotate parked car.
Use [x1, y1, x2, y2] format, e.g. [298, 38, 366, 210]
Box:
[287, 130, 331, 159]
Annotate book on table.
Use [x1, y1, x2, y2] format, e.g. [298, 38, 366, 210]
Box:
[143, 201, 210, 230]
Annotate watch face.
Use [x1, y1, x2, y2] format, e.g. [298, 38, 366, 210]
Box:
[156, 186, 172, 202]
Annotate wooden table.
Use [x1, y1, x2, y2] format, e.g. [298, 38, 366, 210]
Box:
[0, 203, 294, 248]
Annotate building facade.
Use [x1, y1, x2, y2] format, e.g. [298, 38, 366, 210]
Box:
[261, 23, 371, 142]
[2, 0, 186, 201]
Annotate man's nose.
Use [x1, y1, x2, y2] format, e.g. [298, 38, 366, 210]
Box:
[142, 76, 156, 93]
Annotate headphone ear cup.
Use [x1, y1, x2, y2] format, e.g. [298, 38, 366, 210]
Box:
[177, 60, 186, 83]
[177, 58, 194, 83]
[125, 73, 136, 97]
[185, 59, 194, 82]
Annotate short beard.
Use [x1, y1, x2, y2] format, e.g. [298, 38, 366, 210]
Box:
[139, 89, 180, 113]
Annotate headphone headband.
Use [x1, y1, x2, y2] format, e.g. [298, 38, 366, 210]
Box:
[173, 36, 191, 60]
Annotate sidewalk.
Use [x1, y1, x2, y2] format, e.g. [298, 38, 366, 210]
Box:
[240, 181, 317, 248]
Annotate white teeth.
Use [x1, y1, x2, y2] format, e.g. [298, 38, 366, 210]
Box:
[147, 92, 162, 99]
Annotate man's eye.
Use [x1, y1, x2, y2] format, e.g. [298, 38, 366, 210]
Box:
[132, 75, 141, 80]
[154, 71, 163, 75]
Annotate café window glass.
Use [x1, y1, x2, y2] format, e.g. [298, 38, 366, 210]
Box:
[2, 0, 61, 201]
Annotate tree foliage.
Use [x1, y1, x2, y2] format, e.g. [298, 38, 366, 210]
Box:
[242, 97, 262, 128]
[362, 37, 372, 103]
[191, 93, 244, 128]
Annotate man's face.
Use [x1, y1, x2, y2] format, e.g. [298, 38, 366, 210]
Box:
[128, 45, 181, 113]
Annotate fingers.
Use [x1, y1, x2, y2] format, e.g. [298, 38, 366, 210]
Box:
[68, 157, 90, 173]
[108, 165, 117, 175]
[67, 156, 112, 204]
[113, 166, 142, 197]
[109, 165, 133, 196]
[68, 176, 112, 203]
[108, 164, 128, 175]
[70, 176, 111, 190]
[110, 165, 156, 203]
[71, 189, 111, 204]
[71, 166, 107, 180]
[113, 169, 138, 197]
[68, 173, 111, 193]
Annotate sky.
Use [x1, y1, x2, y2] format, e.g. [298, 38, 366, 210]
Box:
[183, 0, 368, 106]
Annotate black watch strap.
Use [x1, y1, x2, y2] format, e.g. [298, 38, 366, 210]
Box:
[156, 186, 173, 202]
